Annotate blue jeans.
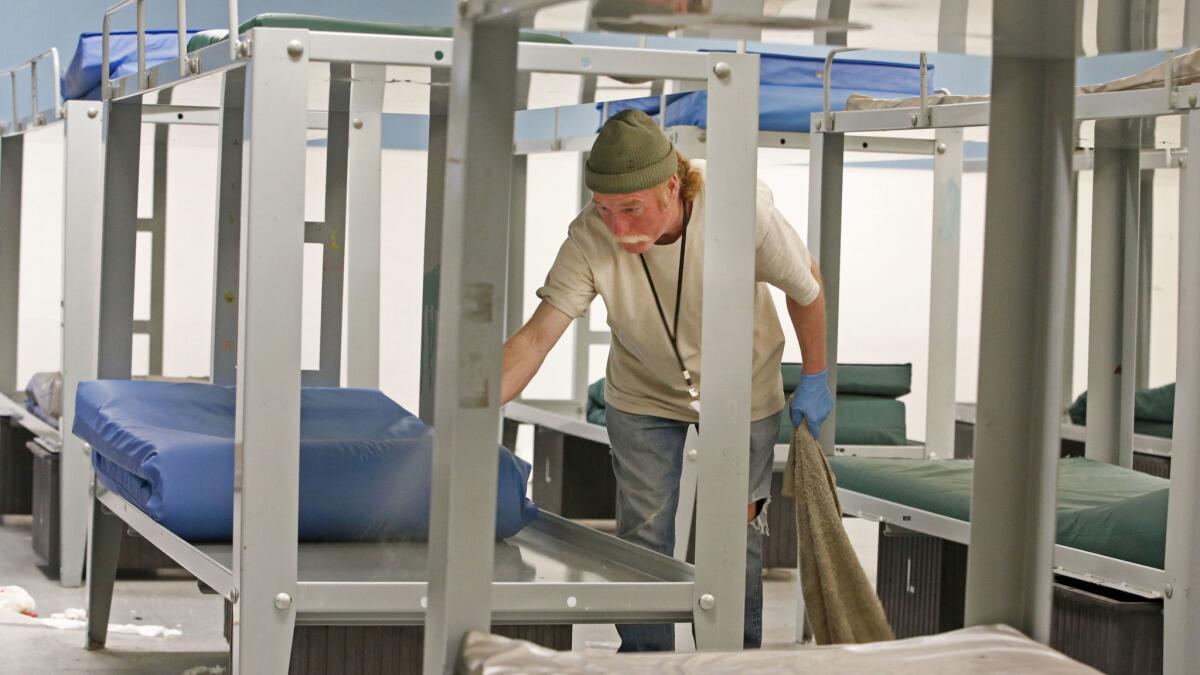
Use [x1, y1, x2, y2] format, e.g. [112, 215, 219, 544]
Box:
[606, 405, 781, 651]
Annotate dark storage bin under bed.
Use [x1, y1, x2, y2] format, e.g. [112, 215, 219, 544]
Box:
[223, 599, 571, 673]
[1, 414, 34, 515]
[875, 525, 1162, 675]
[28, 440, 182, 575]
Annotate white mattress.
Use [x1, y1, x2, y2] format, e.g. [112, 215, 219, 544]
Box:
[458, 624, 1099, 674]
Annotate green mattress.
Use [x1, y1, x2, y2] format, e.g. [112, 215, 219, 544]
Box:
[188, 14, 570, 52]
[1067, 382, 1175, 438]
[828, 456, 1168, 569]
[775, 395, 906, 445]
[584, 373, 908, 446]
[782, 362, 912, 398]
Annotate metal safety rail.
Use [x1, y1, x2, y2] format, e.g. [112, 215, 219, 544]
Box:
[0, 49, 62, 136]
[82, 1, 773, 671]
[101, 0, 239, 97]
[810, 44, 1200, 672]
[816, 50, 1200, 133]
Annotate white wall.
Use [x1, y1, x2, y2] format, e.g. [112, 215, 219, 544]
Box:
[15, 126, 65, 387]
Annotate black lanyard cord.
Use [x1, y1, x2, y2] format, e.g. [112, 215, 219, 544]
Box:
[639, 201, 698, 400]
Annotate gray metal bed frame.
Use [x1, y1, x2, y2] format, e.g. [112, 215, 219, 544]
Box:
[77, 1, 782, 672]
[0, 46, 197, 588]
[809, 27, 1200, 675]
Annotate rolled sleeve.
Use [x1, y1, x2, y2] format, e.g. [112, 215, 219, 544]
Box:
[754, 182, 820, 306]
[536, 235, 597, 319]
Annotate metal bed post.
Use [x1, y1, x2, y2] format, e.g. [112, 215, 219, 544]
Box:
[1136, 166, 1153, 391]
[704, 0, 764, 40]
[0, 132, 22, 393]
[86, 88, 144, 649]
[815, 0, 852, 47]
[571, 5, 599, 404]
[800, 75, 846, 643]
[506, 148, 528, 342]
[964, 0, 1075, 642]
[505, 28, 534, 344]
[808, 112, 844, 459]
[1163, 102, 1200, 675]
[344, 64, 386, 388]
[59, 101, 106, 589]
[1164, 6, 1200, 655]
[228, 28, 310, 674]
[137, 90, 170, 376]
[423, 15, 521, 674]
[210, 69, 245, 387]
[1135, 0, 1160, 391]
[924, 0, 968, 459]
[1085, 0, 1152, 469]
[693, 51, 760, 650]
[567, 5, 601, 410]
[304, 63, 351, 387]
[419, 68, 449, 422]
[1063, 133, 1080, 412]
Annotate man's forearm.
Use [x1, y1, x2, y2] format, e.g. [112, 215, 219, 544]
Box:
[787, 261, 828, 374]
[499, 300, 575, 405]
[500, 334, 545, 405]
[788, 293, 827, 374]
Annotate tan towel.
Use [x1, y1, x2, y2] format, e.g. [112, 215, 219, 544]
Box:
[782, 420, 894, 645]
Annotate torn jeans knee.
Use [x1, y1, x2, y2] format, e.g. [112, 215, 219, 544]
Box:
[750, 497, 771, 536]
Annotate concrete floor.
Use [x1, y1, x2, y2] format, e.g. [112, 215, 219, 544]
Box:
[0, 514, 880, 673]
[0, 515, 229, 674]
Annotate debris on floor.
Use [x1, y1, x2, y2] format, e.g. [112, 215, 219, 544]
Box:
[0, 586, 38, 617]
[37, 608, 183, 637]
[181, 666, 227, 675]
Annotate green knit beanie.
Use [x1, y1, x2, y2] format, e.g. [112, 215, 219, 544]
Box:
[585, 109, 677, 194]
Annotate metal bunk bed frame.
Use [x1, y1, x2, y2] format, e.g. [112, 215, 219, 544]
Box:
[0, 45, 193, 587]
[80, 2, 776, 672]
[809, 32, 1200, 674]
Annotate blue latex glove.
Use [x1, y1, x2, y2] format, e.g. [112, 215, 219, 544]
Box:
[791, 368, 833, 440]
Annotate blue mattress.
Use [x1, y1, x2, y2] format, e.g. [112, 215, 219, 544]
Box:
[63, 30, 200, 101]
[73, 380, 538, 542]
[603, 52, 931, 133]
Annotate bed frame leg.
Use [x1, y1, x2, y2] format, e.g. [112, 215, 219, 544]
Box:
[85, 491, 123, 649]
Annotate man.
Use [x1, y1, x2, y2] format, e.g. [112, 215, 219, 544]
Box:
[500, 109, 831, 650]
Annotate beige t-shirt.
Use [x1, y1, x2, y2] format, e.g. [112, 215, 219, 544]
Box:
[536, 161, 820, 422]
